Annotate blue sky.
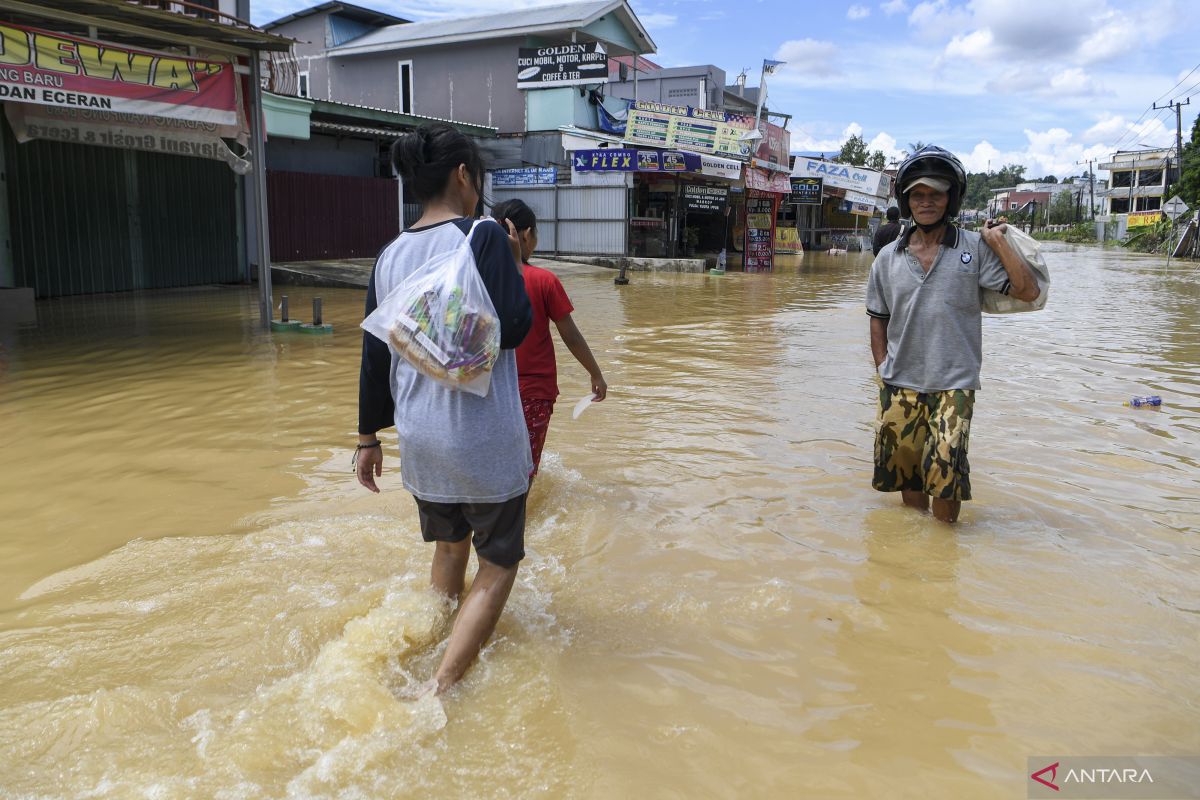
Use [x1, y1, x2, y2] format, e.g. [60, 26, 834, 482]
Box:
[251, 0, 1200, 179]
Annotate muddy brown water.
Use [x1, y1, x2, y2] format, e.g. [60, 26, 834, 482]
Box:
[0, 243, 1197, 798]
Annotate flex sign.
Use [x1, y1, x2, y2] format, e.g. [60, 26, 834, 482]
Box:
[791, 158, 883, 197]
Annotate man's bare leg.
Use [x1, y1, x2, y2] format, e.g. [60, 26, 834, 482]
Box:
[931, 498, 961, 523]
[901, 489, 929, 512]
[431, 539, 472, 600]
[433, 557, 518, 694]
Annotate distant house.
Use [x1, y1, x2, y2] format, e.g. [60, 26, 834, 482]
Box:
[1097, 147, 1174, 215]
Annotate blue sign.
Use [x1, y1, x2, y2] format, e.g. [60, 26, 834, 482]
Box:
[572, 148, 701, 173]
[492, 167, 557, 186]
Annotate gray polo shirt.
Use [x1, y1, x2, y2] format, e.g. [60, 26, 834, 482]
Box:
[866, 225, 1010, 393]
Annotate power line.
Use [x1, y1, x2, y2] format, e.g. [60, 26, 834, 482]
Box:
[1152, 61, 1200, 105]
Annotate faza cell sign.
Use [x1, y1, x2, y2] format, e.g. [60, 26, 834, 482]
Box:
[517, 42, 608, 89]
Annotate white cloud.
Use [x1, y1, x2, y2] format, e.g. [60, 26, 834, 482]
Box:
[848, 5, 871, 20]
[1047, 68, 1100, 96]
[944, 29, 997, 62]
[638, 12, 678, 28]
[881, 0, 908, 15]
[774, 39, 841, 77]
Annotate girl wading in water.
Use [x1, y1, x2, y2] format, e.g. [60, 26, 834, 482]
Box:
[356, 123, 532, 694]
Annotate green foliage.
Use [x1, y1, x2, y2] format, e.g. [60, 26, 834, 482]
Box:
[837, 134, 887, 171]
[1032, 223, 1096, 243]
[1048, 190, 1078, 225]
[1179, 111, 1200, 213]
[962, 163, 1028, 212]
[1121, 216, 1175, 253]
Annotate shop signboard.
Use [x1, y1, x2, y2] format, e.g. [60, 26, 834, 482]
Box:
[4, 102, 249, 172]
[625, 100, 755, 160]
[517, 42, 607, 89]
[792, 157, 884, 197]
[744, 189, 779, 272]
[0, 21, 241, 126]
[840, 200, 875, 216]
[745, 166, 791, 193]
[1127, 211, 1161, 227]
[775, 226, 803, 254]
[753, 121, 791, 171]
[699, 154, 742, 181]
[492, 167, 557, 186]
[790, 177, 822, 205]
[682, 184, 729, 214]
[572, 148, 700, 173]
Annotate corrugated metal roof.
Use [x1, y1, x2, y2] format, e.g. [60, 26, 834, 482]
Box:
[329, 0, 653, 55]
[307, 97, 498, 136]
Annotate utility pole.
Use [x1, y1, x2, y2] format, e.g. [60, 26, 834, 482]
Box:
[1153, 97, 1190, 203]
[1075, 158, 1096, 220]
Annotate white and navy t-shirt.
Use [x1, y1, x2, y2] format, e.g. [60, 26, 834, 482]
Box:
[359, 218, 533, 503]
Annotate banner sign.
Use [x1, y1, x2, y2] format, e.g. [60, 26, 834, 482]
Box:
[753, 121, 791, 171]
[840, 200, 875, 216]
[1127, 211, 1161, 227]
[0, 21, 241, 126]
[745, 166, 791, 193]
[625, 100, 755, 160]
[744, 189, 780, 272]
[492, 166, 557, 186]
[791, 157, 884, 197]
[682, 184, 729, 214]
[572, 148, 701, 173]
[4, 101, 250, 173]
[517, 42, 607, 89]
[790, 177, 822, 204]
[775, 226, 803, 254]
[699, 154, 742, 181]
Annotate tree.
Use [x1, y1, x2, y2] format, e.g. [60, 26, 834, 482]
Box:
[836, 134, 888, 171]
[1048, 189, 1077, 225]
[1033, 175, 1058, 184]
[904, 141, 927, 157]
[1178, 111, 1200, 213]
[837, 134, 869, 166]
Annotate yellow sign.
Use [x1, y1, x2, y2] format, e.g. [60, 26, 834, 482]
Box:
[1128, 211, 1161, 227]
[775, 226, 803, 254]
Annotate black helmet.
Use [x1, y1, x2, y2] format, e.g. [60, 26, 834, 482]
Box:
[896, 145, 967, 220]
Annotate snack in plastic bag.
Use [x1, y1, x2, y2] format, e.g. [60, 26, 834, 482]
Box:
[361, 220, 501, 397]
[982, 224, 1050, 314]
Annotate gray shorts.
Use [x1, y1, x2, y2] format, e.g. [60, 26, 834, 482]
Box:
[413, 493, 527, 567]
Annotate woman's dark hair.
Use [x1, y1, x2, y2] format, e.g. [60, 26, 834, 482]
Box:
[391, 122, 484, 204]
[490, 198, 537, 233]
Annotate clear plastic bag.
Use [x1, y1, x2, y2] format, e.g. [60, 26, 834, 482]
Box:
[361, 220, 500, 397]
[982, 225, 1050, 314]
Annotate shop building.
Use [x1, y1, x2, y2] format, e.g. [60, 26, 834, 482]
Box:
[0, 0, 290, 313]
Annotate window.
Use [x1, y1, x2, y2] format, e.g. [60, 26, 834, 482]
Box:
[1137, 196, 1161, 211]
[1110, 198, 1130, 213]
[1136, 168, 1162, 187]
[398, 60, 413, 114]
[298, 71, 309, 98]
[1010, 202, 1018, 209]
[1111, 170, 1133, 188]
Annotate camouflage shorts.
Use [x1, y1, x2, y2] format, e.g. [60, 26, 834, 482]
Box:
[873, 383, 974, 501]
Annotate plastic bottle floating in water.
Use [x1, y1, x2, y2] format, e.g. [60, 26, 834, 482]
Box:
[1124, 395, 1162, 408]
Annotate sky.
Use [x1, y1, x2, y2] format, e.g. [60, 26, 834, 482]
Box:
[250, 0, 1200, 180]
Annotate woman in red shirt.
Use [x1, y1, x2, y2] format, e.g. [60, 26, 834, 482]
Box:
[491, 199, 607, 478]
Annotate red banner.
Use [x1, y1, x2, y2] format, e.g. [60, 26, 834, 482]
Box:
[0, 21, 240, 126]
[744, 189, 780, 273]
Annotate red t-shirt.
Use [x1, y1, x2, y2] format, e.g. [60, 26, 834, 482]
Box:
[516, 264, 574, 401]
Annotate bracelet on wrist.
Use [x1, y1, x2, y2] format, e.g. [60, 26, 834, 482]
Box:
[351, 441, 382, 470]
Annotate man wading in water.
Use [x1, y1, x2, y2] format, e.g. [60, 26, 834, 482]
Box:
[866, 146, 1039, 522]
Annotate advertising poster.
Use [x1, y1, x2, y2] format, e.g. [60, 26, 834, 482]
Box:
[572, 148, 700, 173]
[0, 21, 240, 126]
[625, 100, 755, 160]
[790, 177, 823, 205]
[744, 189, 780, 272]
[492, 167, 557, 186]
[682, 184, 729, 214]
[517, 42, 607, 89]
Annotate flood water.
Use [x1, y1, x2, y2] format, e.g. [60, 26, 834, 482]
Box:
[1, 243, 1197, 798]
